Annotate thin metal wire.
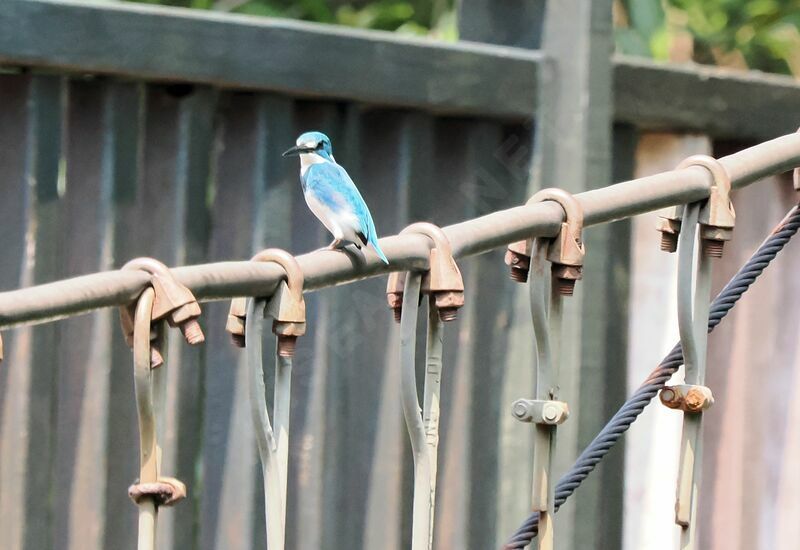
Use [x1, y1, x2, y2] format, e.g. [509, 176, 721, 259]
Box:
[504, 203, 800, 549]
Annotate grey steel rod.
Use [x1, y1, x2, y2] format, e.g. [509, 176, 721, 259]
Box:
[400, 272, 433, 550]
[674, 203, 711, 550]
[423, 298, 444, 549]
[1, 133, 799, 329]
[245, 297, 285, 550]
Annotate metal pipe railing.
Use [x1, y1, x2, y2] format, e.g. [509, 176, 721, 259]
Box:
[0, 132, 799, 329]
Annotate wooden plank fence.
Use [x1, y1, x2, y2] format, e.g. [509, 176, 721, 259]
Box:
[0, 2, 800, 550]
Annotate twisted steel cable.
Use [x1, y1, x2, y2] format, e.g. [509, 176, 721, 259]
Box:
[503, 204, 800, 549]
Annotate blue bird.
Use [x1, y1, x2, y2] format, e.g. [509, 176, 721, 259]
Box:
[283, 131, 389, 264]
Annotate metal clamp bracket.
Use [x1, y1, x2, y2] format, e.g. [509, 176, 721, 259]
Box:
[226, 249, 306, 356]
[660, 384, 714, 413]
[511, 399, 570, 425]
[120, 258, 205, 368]
[505, 188, 585, 295]
[387, 222, 464, 322]
[658, 155, 735, 258]
[127, 286, 186, 549]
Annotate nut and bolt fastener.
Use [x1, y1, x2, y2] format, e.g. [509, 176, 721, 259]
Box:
[387, 292, 403, 323]
[434, 291, 464, 322]
[504, 249, 531, 283]
[542, 404, 559, 422]
[179, 319, 205, 345]
[512, 401, 529, 419]
[277, 335, 298, 357]
[551, 264, 582, 296]
[700, 226, 733, 258]
[660, 233, 679, 253]
[167, 303, 205, 345]
[230, 333, 246, 348]
[150, 345, 164, 369]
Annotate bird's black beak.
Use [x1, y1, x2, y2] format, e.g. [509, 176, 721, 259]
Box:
[282, 145, 311, 157]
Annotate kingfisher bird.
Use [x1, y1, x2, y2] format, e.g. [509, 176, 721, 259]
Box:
[283, 131, 389, 264]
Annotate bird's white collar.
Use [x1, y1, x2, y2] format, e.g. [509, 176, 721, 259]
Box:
[300, 152, 335, 176]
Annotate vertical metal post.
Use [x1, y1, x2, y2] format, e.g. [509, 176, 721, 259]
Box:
[132, 288, 159, 550]
[274, 352, 292, 534]
[423, 296, 444, 546]
[674, 203, 711, 550]
[528, 240, 566, 550]
[399, 272, 432, 550]
[245, 297, 286, 550]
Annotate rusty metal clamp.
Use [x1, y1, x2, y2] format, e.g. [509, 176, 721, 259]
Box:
[660, 195, 716, 547]
[658, 155, 735, 258]
[127, 287, 186, 550]
[226, 249, 306, 357]
[120, 258, 205, 368]
[386, 222, 464, 323]
[505, 188, 585, 295]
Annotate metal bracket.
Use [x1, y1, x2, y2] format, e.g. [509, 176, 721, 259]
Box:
[120, 258, 205, 368]
[128, 286, 186, 549]
[226, 249, 306, 356]
[682, 155, 736, 257]
[389, 222, 465, 322]
[128, 476, 187, 507]
[505, 188, 586, 295]
[660, 384, 714, 413]
[511, 399, 570, 425]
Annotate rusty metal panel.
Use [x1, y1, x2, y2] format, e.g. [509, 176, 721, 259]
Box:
[0, 72, 63, 550]
[53, 78, 115, 550]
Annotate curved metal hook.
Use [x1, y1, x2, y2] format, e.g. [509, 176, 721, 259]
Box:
[250, 248, 305, 303]
[528, 188, 584, 237]
[226, 249, 306, 354]
[121, 257, 205, 346]
[506, 188, 585, 295]
[398, 222, 464, 321]
[129, 287, 186, 550]
[677, 155, 735, 258]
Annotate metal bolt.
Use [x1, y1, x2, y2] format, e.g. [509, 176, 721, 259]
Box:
[150, 345, 164, 369]
[387, 291, 403, 323]
[512, 401, 529, 419]
[660, 232, 679, 253]
[543, 404, 559, 422]
[179, 319, 205, 345]
[551, 264, 582, 296]
[277, 335, 298, 357]
[434, 290, 464, 322]
[504, 248, 530, 283]
[231, 333, 246, 348]
[702, 239, 725, 258]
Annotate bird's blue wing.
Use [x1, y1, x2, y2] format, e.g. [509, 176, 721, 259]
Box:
[304, 162, 388, 263]
[305, 163, 375, 242]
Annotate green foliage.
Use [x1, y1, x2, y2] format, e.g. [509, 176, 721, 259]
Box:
[127, 0, 456, 39]
[129, 0, 800, 76]
[616, 0, 800, 76]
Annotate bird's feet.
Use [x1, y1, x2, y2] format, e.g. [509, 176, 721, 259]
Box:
[328, 239, 346, 250]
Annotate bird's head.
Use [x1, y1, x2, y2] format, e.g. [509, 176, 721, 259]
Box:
[282, 131, 334, 161]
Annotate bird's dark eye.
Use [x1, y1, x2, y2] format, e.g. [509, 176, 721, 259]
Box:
[316, 142, 325, 150]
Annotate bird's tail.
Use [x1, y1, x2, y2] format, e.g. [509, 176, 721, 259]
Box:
[370, 238, 389, 264]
